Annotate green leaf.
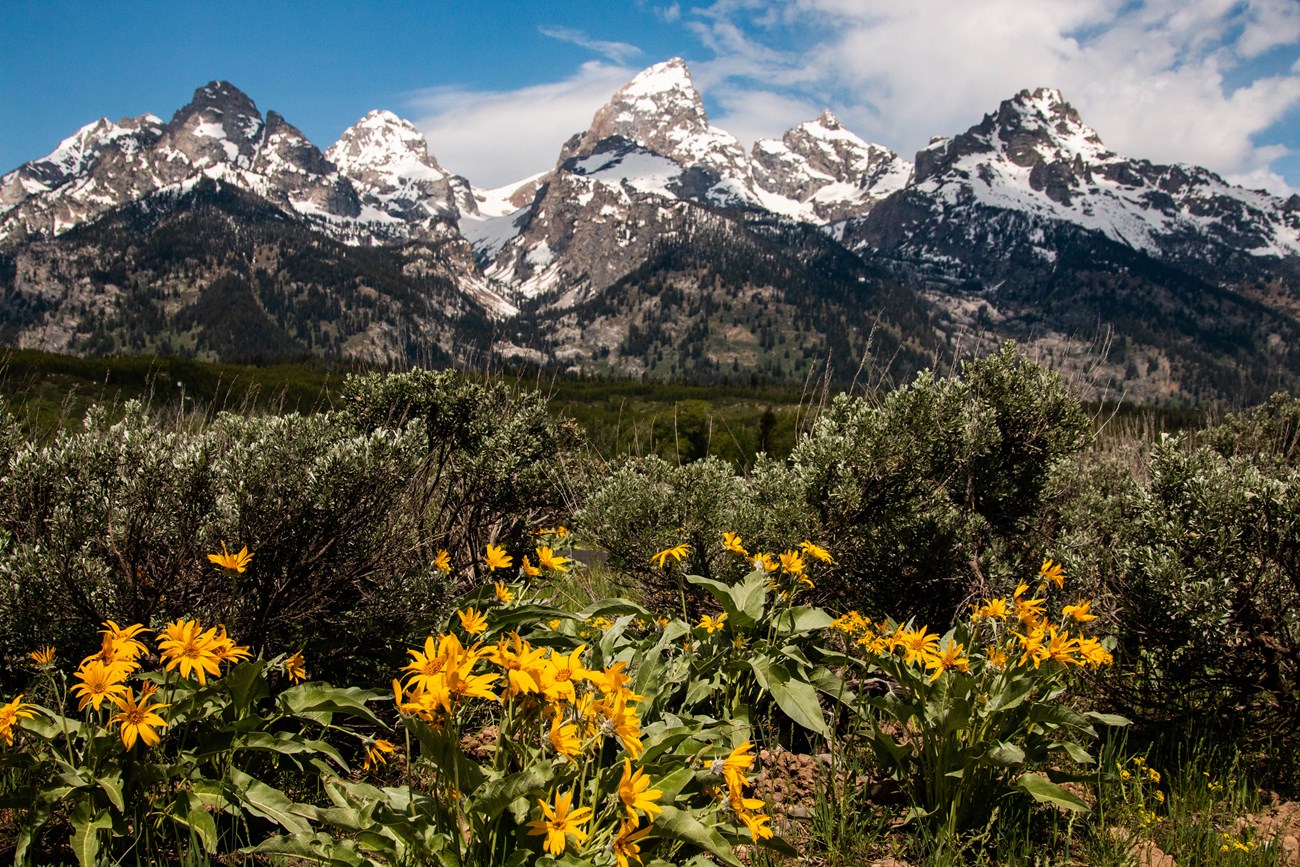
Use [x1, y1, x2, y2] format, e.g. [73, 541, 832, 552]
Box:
[656, 805, 742, 866]
[1054, 740, 1095, 764]
[686, 570, 767, 627]
[227, 767, 314, 834]
[473, 764, 554, 822]
[1084, 711, 1131, 728]
[1015, 772, 1089, 812]
[224, 659, 269, 711]
[404, 716, 487, 794]
[654, 766, 697, 803]
[69, 800, 112, 867]
[986, 741, 1026, 766]
[773, 606, 834, 635]
[232, 730, 347, 769]
[749, 655, 828, 736]
[182, 792, 219, 854]
[279, 684, 386, 727]
[95, 769, 125, 812]
[250, 831, 370, 866]
[579, 597, 652, 620]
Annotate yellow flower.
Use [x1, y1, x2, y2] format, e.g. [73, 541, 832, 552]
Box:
[923, 639, 972, 682]
[27, 646, 56, 666]
[651, 543, 690, 568]
[618, 758, 664, 822]
[549, 711, 582, 759]
[1062, 598, 1098, 623]
[210, 625, 252, 667]
[739, 809, 774, 840]
[0, 694, 38, 746]
[483, 544, 513, 571]
[893, 625, 940, 666]
[779, 549, 807, 576]
[362, 738, 396, 772]
[972, 598, 1010, 621]
[1039, 557, 1065, 589]
[157, 619, 223, 685]
[493, 581, 514, 604]
[458, 607, 489, 635]
[799, 540, 834, 563]
[613, 820, 652, 867]
[108, 688, 169, 749]
[1044, 626, 1081, 666]
[1075, 636, 1113, 667]
[521, 555, 541, 577]
[750, 552, 779, 572]
[489, 632, 547, 697]
[284, 650, 308, 683]
[698, 613, 727, 634]
[1014, 626, 1048, 668]
[1012, 583, 1047, 627]
[984, 644, 1009, 668]
[433, 550, 451, 573]
[208, 542, 254, 573]
[711, 740, 756, 791]
[540, 645, 591, 704]
[602, 691, 644, 758]
[71, 659, 130, 711]
[526, 789, 594, 856]
[535, 546, 571, 573]
[722, 532, 748, 556]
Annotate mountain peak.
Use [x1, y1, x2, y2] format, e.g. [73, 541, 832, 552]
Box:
[815, 109, 842, 130]
[562, 57, 749, 183]
[183, 81, 261, 120]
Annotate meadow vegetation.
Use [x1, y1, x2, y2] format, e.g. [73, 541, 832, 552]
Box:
[1, 343, 1298, 865]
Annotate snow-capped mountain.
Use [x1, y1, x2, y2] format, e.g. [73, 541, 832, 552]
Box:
[846, 87, 1300, 283]
[3, 65, 1300, 403]
[750, 110, 912, 223]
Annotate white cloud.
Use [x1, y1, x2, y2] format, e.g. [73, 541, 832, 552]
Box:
[538, 26, 642, 64]
[405, 61, 634, 187]
[688, 0, 1300, 194]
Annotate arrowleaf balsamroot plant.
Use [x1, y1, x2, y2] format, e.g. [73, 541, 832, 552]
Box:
[2, 532, 1132, 864]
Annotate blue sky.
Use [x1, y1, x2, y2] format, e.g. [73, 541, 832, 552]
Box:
[3, 0, 1299, 194]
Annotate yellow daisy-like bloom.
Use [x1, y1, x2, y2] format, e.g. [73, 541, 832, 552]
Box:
[589, 660, 639, 698]
[526, 790, 594, 856]
[27, 646, 56, 666]
[698, 613, 727, 634]
[483, 544, 513, 571]
[984, 643, 1010, 668]
[711, 740, 756, 794]
[540, 645, 592, 704]
[71, 659, 130, 712]
[972, 598, 1010, 621]
[101, 621, 150, 660]
[602, 692, 645, 758]
[433, 550, 452, 573]
[1044, 626, 1080, 666]
[650, 543, 690, 568]
[208, 542, 254, 573]
[613, 820, 652, 867]
[1012, 583, 1047, 627]
[799, 540, 834, 564]
[1062, 598, 1098, 623]
[284, 651, 308, 683]
[108, 688, 169, 749]
[489, 632, 547, 697]
[722, 532, 748, 556]
[210, 625, 252, 667]
[521, 556, 542, 577]
[549, 710, 582, 759]
[739, 810, 774, 841]
[1076, 636, 1114, 667]
[779, 550, 807, 575]
[494, 581, 514, 604]
[458, 607, 489, 635]
[1014, 626, 1048, 668]
[923, 639, 972, 682]
[1039, 557, 1066, 589]
[158, 619, 223, 685]
[362, 738, 396, 772]
[750, 552, 779, 572]
[535, 547, 571, 573]
[893, 625, 941, 667]
[618, 758, 664, 823]
[1, 694, 39, 746]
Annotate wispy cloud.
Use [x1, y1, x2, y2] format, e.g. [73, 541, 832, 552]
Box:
[406, 61, 634, 187]
[691, 0, 1300, 194]
[538, 25, 642, 64]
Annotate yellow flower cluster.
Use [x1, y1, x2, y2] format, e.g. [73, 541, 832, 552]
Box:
[0, 693, 38, 746]
[707, 741, 773, 841]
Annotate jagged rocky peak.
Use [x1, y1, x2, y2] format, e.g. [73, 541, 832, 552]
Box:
[327, 109, 462, 221]
[751, 108, 912, 221]
[561, 57, 749, 181]
[161, 80, 267, 169]
[0, 113, 164, 206]
[327, 110, 448, 177]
